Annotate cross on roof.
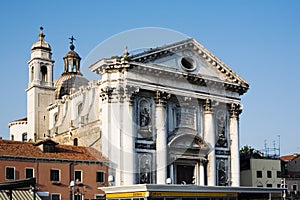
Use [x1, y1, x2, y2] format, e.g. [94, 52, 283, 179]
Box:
[69, 36, 76, 45]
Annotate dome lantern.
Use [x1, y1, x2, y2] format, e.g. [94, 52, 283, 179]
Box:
[63, 36, 81, 75]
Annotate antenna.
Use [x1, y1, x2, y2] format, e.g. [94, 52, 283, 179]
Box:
[262, 136, 280, 158]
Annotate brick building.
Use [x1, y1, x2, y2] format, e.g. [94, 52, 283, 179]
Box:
[0, 139, 108, 200]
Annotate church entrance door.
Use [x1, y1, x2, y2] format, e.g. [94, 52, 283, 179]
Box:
[176, 164, 195, 184]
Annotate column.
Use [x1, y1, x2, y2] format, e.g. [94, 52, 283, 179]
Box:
[155, 91, 169, 184]
[121, 86, 138, 185]
[229, 103, 242, 186]
[100, 86, 115, 184]
[47, 64, 53, 87]
[203, 98, 216, 186]
[199, 160, 205, 185]
[34, 62, 40, 84]
[169, 164, 174, 184]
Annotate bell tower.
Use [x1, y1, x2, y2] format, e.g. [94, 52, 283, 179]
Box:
[26, 27, 55, 141]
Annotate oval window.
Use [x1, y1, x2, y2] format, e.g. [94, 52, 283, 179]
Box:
[180, 57, 196, 71]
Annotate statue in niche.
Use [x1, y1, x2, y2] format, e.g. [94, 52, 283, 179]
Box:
[218, 160, 228, 186]
[139, 158, 151, 183]
[140, 107, 150, 127]
[216, 111, 227, 147]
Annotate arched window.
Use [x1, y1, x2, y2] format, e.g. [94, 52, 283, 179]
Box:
[22, 133, 27, 142]
[31, 66, 34, 82]
[73, 138, 78, 146]
[77, 103, 83, 116]
[54, 113, 58, 123]
[11, 135, 14, 141]
[41, 65, 47, 83]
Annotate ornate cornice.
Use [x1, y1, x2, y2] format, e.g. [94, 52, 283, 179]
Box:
[130, 63, 248, 95]
[8, 119, 27, 128]
[89, 55, 131, 75]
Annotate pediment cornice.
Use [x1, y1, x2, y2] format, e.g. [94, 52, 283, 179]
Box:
[130, 38, 249, 89]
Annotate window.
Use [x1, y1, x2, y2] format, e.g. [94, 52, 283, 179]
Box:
[73, 138, 78, 146]
[180, 57, 196, 72]
[256, 171, 262, 178]
[31, 66, 34, 82]
[54, 113, 58, 123]
[25, 168, 34, 179]
[96, 171, 105, 183]
[11, 135, 14, 141]
[277, 171, 281, 178]
[267, 171, 272, 178]
[74, 194, 82, 200]
[266, 184, 272, 188]
[51, 194, 60, 200]
[50, 169, 60, 182]
[6, 167, 15, 180]
[95, 194, 105, 199]
[77, 103, 83, 116]
[74, 170, 82, 182]
[293, 184, 298, 191]
[41, 66, 47, 82]
[22, 133, 28, 142]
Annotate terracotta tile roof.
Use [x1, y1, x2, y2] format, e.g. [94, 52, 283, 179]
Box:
[0, 139, 107, 162]
[280, 154, 300, 162]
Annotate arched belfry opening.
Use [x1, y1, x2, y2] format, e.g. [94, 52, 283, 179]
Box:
[41, 65, 47, 83]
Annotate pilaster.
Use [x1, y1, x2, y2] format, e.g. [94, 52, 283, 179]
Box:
[229, 103, 242, 186]
[203, 98, 216, 186]
[154, 90, 170, 184]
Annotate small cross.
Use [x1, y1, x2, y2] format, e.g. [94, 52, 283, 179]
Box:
[69, 36, 76, 45]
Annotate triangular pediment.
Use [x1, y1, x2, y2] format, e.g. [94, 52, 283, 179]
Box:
[130, 38, 249, 90]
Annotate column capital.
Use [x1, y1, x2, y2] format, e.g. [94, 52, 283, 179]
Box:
[100, 86, 115, 103]
[154, 90, 171, 106]
[203, 98, 213, 113]
[100, 85, 139, 104]
[229, 103, 242, 119]
[126, 85, 140, 105]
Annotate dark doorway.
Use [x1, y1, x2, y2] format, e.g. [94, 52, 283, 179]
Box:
[176, 165, 195, 184]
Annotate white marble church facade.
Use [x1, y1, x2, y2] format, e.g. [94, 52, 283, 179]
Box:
[8, 28, 249, 187]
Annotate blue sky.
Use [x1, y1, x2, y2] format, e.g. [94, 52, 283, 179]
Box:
[0, 1, 299, 155]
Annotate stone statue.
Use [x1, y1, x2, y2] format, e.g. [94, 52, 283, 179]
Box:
[140, 107, 150, 127]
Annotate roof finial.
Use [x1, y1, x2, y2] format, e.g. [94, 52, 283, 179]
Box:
[123, 46, 129, 57]
[39, 26, 45, 40]
[69, 36, 76, 50]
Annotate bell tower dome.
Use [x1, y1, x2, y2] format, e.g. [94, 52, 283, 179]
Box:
[26, 27, 55, 141]
[28, 27, 54, 88]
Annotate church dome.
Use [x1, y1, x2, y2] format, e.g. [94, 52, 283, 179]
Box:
[54, 36, 88, 99]
[31, 27, 51, 51]
[54, 73, 89, 99]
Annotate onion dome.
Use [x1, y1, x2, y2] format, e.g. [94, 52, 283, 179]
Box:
[31, 27, 51, 51]
[54, 36, 88, 99]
